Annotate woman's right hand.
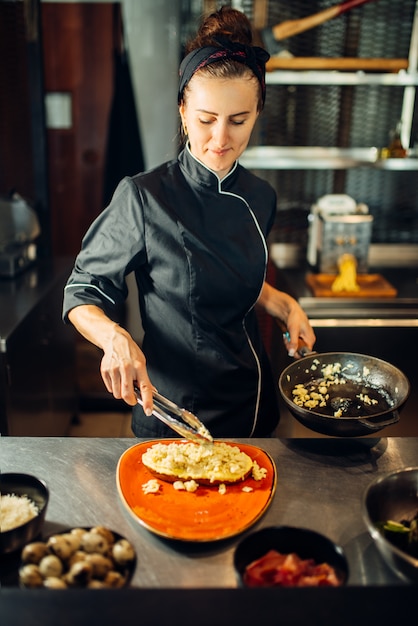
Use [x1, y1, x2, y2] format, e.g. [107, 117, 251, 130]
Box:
[68, 304, 154, 414]
[100, 324, 154, 412]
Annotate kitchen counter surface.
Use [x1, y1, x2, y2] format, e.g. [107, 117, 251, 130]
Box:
[0, 257, 74, 351]
[0, 257, 77, 436]
[1, 436, 417, 625]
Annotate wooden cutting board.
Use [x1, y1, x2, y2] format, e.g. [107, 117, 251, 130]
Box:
[306, 273, 398, 297]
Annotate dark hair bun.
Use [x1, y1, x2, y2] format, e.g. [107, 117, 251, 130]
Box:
[186, 6, 253, 53]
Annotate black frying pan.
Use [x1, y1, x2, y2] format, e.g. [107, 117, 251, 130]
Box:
[278, 352, 410, 437]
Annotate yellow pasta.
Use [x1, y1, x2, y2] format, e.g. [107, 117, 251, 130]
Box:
[331, 253, 360, 293]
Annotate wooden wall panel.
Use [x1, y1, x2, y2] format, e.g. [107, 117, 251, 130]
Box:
[0, 3, 34, 201]
[42, 3, 114, 256]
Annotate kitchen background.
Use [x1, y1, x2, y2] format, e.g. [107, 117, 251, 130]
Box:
[1, 0, 417, 437]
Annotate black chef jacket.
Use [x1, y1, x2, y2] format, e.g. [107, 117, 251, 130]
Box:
[63, 145, 280, 438]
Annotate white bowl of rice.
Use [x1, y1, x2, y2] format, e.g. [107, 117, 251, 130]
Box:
[1, 473, 49, 554]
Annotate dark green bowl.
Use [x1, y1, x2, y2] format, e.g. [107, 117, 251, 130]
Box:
[1, 473, 49, 555]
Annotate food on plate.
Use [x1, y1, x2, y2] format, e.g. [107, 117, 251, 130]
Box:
[378, 511, 418, 559]
[141, 441, 256, 485]
[142, 479, 161, 494]
[118, 440, 276, 542]
[173, 479, 199, 492]
[1, 493, 39, 532]
[243, 549, 342, 587]
[19, 527, 135, 589]
[291, 360, 385, 418]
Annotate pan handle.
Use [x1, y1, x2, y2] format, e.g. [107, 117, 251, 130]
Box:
[277, 320, 315, 357]
[299, 343, 315, 357]
[357, 411, 400, 431]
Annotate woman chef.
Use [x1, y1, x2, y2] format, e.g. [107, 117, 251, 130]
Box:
[63, 6, 316, 438]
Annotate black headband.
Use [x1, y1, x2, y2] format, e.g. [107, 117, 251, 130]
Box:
[178, 38, 270, 106]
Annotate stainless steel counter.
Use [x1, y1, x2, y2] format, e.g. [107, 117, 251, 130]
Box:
[2, 436, 417, 626]
[2, 437, 417, 588]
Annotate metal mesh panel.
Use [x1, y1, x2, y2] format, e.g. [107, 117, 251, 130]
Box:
[259, 0, 418, 244]
[181, 0, 418, 244]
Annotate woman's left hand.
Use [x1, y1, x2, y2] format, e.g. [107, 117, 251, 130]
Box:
[257, 282, 316, 358]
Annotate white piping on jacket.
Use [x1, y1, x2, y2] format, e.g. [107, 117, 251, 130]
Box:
[218, 184, 268, 437]
[186, 146, 269, 436]
[64, 283, 116, 305]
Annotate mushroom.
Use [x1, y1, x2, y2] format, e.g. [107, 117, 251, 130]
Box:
[87, 579, 109, 589]
[47, 534, 75, 560]
[68, 550, 88, 567]
[19, 564, 44, 588]
[90, 526, 115, 545]
[65, 561, 93, 587]
[21, 541, 49, 565]
[43, 576, 68, 589]
[60, 532, 81, 553]
[112, 539, 135, 566]
[70, 527, 86, 540]
[85, 553, 113, 579]
[80, 530, 110, 555]
[104, 570, 126, 588]
[39, 554, 63, 579]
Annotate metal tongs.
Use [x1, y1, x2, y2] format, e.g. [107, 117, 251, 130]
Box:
[134, 386, 213, 445]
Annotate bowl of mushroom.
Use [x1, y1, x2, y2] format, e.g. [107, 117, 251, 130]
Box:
[19, 526, 136, 589]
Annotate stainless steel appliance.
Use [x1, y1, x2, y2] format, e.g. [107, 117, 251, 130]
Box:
[0, 193, 41, 277]
[307, 194, 373, 273]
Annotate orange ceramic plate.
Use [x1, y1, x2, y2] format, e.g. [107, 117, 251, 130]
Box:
[116, 440, 277, 542]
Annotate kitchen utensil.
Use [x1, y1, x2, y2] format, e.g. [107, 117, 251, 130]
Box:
[134, 386, 213, 444]
[272, 0, 378, 42]
[258, 0, 379, 57]
[307, 194, 373, 274]
[278, 351, 409, 436]
[362, 467, 418, 581]
[0, 193, 41, 277]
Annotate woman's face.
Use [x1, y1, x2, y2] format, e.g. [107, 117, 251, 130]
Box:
[179, 74, 259, 179]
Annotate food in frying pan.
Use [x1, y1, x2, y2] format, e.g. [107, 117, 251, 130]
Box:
[19, 527, 136, 588]
[243, 549, 341, 587]
[290, 360, 391, 418]
[1, 494, 39, 532]
[141, 441, 265, 485]
[378, 512, 418, 559]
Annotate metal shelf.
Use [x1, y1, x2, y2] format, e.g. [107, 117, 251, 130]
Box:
[266, 70, 418, 86]
[240, 147, 418, 170]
